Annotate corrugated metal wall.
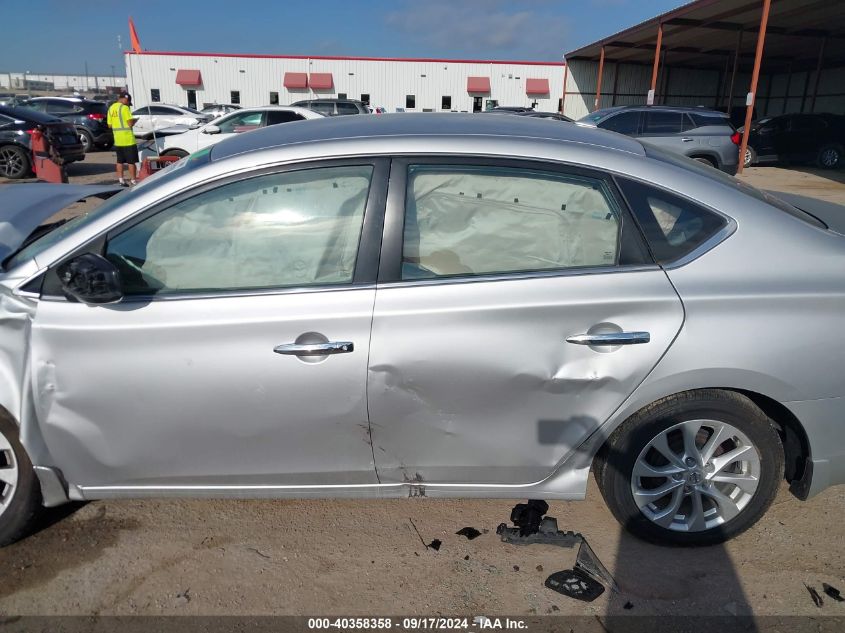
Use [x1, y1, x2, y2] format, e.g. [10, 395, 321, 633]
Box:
[564, 59, 845, 120]
[126, 54, 565, 113]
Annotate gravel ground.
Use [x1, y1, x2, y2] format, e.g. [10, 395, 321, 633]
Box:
[0, 151, 843, 620]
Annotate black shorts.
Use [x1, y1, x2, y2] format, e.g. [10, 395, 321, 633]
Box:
[115, 145, 139, 165]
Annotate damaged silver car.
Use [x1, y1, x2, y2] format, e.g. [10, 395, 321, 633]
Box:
[0, 114, 843, 547]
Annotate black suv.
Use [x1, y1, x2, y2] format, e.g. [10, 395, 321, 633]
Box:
[24, 97, 112, 152]
[743, 113, 845, 169]
[290, 99, 369, 116]
[0, 106, 85, 179]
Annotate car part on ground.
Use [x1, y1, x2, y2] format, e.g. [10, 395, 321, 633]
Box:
[23, 97, 112, 153]
[0, 114, 841, 548]
[0, 106, 84, 179]
[578, 105, 740, 175]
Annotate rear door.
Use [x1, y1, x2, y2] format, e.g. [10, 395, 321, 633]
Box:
[640, 110, 692, 155]
[367, 158, 684, 485]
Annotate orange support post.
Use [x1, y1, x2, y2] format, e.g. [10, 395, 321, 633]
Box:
[649, 23, 663, 104]
[737, 0, 772, 175]
[594, 46, 605, 111]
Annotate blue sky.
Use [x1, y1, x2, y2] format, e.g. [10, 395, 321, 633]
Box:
[1, 0, 683, 75]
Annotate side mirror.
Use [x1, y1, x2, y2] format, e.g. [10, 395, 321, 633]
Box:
[202, 124, 220, 135]
[57, 253, 123, 304]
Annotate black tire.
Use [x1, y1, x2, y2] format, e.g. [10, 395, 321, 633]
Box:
[0, 144, 31, 179]
[163, 149, 189, 159]
[691, 155, 717, 168]
[595, 389, 783, 546]
[78, 129, 94, 153]
[0, 415, 41, 547]
[743, 145, 757, 168]
[816, 143, 843, 169]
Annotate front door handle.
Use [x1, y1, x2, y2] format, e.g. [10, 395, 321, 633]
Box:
[681, 137, 695, 142]
[566, 332, 650, 346]
[274, 341, 354, 356]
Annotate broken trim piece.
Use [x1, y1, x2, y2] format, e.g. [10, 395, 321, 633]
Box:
[33, 466, 70, 507]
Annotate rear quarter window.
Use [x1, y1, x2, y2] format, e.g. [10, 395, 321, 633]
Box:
[617, 178, 727, 264]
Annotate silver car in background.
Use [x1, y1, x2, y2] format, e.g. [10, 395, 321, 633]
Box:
[0, 114, 842, 547]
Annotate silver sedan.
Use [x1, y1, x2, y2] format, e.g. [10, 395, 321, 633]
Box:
[0, 114, 842, 547]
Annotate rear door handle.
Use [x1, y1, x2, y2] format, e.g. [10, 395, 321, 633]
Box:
[566, 332, 650, 346]
[681, 137, 695, 142]
[274, 341, 354, 356]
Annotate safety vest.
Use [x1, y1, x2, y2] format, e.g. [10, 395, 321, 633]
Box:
[107, 102, 136, 147]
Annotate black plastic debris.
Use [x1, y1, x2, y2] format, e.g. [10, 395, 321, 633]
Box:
[545, 568, 605, 602]
[497, 516, 582, 548]
[623, 601, 634, 610]
[513, 565, 520, 572]
[806, 584, 824, 608]
[464, 555, 470, 561]
[428, 539, 442, 551]
[509, 499, 549, 536]
[456, 527, 482, 540]
[823, 583, 844, 602]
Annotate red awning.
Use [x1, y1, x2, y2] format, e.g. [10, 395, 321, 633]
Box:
[466, 76, 491, 93]
[283, 72, 308, 89]
[175, 69, 202, 86]
[526, 78, 550, 95]
[309, 73, 333, 89]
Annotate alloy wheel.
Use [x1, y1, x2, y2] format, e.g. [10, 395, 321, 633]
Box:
[0, 432, 19, 518]
[630, 419, 761, 532]
[744, 148, 753, 167]
[821, 148, 840, 168]
[0, 147, 25, 178]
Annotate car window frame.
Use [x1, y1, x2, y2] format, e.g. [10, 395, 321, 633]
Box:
[39, 158, 389, 303]
[377, 156, 653, 285]
[641, 110, 684, 136]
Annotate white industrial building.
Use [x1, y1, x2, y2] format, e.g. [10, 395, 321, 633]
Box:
[124, 51, 565, 113]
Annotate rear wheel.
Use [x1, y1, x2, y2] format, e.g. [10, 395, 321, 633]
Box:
[0, 415, 41, 546]
[691, 156, 717, 168]
[817, 144, 843, 169]
[595, 390, 783, 546]
[0, 145, 31, 179]
[78, 129, 94, 153]
[743, 146, 757, 168]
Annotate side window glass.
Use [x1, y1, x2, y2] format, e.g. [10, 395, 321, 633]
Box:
[401, 165, 621, 280]
[643, 111, 683, 134]
[217, 111, 263, 133]
[266, 110, 302, 125]
[618, 178, 727, 264]
[310, 102, 334, 115]
[336, 102, 359, 115]
[599, 111, 640, 135]
[105, 166, 373, 295]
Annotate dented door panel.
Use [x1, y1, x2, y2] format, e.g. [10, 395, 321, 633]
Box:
[30, 289, 378, 487]
[368, 270, 684, 485]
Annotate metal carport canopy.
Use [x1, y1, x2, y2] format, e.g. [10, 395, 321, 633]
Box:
[565, 0, 845, 73]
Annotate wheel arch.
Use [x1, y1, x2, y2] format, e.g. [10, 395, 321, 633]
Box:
[592, 386, 811, 493]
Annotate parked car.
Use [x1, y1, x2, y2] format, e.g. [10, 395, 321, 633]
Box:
[486, 106, 535, 114]
[140, 106, 324, 159]
[201, 104, 241, 118]
[23, 97, 112, 153]
[522, 111, 572, 122]
[0, 94, 30, 107]
[578, 105, 740, 175]
[131, 104, 211, 139]
[0, 114, 842, 548]
[0, 105, 84, 179]
[290, 98, 369, 116]
[742, 113, 845, 169]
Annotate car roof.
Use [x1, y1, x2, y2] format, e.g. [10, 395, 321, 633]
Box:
[589, 105, 728, 118]
[0, 105, 63, 123]
[293, 98, 365, 104]
[211, 112, 645, 162]
[216, 105, 323, 117]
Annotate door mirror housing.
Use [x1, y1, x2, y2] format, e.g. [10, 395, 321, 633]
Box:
[202, 124, 220, 135]
[57, 253, 123, 304]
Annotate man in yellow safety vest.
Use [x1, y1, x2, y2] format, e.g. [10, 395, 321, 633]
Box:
[107, 92, 138, 186]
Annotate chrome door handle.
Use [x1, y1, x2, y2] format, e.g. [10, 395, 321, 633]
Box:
[273, 341, 354, 356]
[681, 137, 695, 142]
[566, 332, 650, 346]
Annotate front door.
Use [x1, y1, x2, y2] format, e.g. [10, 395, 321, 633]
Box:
[186, 89, 197, 110]
[368, 159, 684, 485]
[196, 110, 265, 151]
[472, 97, 483, 113]
[32, 161, 386, 490]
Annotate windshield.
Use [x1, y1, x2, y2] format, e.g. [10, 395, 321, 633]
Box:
[4, 148, 212, 270]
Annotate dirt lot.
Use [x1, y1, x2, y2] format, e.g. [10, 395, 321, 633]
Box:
[0, 151, 844, 623]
